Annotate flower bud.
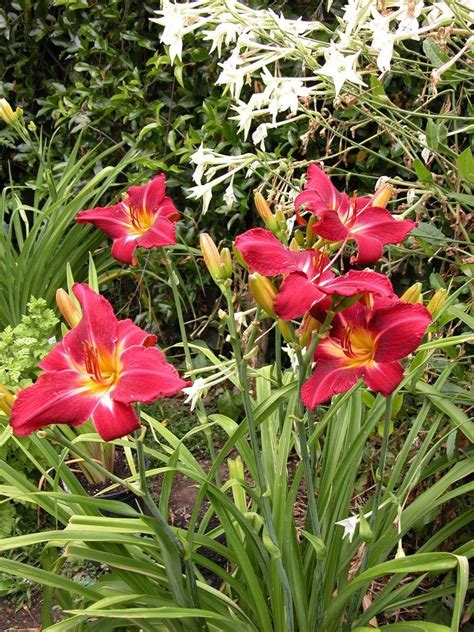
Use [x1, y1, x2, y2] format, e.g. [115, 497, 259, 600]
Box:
[56, 288, 82, 327]
[274, 209, 287, 234]
[294, 230, 305, 247]
[232, 243, 247, 269]
[371, 182, 394, 209]
[297, 313, 320, 346]
[400, 282, 423, 304]
[0, 385, 15, 416]
[277, 319, 294, 343]
[249, 273, 277, 317]
[219, 247, 233, 280]
[0, 99, 22, 125]
[254, 192, 278, 232]
[289, 238, 300, 251]
[427, 288, 447, 319]
[200, 233, 222, 281]
[358, 511, 374, 542]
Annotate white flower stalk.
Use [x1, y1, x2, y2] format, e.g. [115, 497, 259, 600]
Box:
[202, 14, 244, 56]
[342, 0, 373, 37]
[252, 123, 269, 150]
[182, 364, 235, 410]
[418, 132, 432, 163]
[336, 500, 390, 542]
[396, 0, 425, 39]
[188, 150, 254, 213]
[152, 0, 210, 63]
[367, 8, 395, 72]
[261, 72, 313, 123]
[282, 345, 299, 374]
[223, 181, 237, 206]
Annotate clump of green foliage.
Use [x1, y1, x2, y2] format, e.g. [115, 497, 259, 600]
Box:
[0, 297, 58, 389]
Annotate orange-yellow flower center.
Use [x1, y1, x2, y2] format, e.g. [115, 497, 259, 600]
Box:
[82, 341, 121, 395]
[127, 203, 155, 235]
[341, 327, 376, 368]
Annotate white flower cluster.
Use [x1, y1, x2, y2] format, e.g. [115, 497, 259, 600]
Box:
[188, 145, 257, 213]
[152, 0, 473, 208]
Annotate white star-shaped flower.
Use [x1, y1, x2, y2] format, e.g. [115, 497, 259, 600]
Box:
[252, 123, 269, 150]
[152, 1, 186, 63]
[216, 49, 245, 99]
[223, 182, 236, 207]
[203, 16, 243, 56]
[368, 8, 394, 72]
[396, 0, 425, 39]
[316, 47, 365, 97]
[335, 514, 360, 543]
[182, 378, 207, 411]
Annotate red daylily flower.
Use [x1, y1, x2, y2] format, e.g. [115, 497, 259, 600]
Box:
[235, 228, 394, 320]
[295, 164, 416, 264]
[302, 301, 431, 409]
[76, 174, 179, 265]
[10, 283, 187, 441]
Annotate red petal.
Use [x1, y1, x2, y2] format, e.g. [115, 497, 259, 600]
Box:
[76, 204, 129, 239]
[313, 210, 349, 242]
[72, 283, 118, 358]
[315, 336, 347, 360]
[10, 372, 96, 436]
[158, 197, 180, 222]
[113, 346, 187, 404]
[111, 235, 139, 265]
[322, 270, 393, 297]
[137, 217, 176, 248]
[274, 272, 325, 320]
[127, 175, 166, 213]
[354, 197, 372, 212]
[329, 304, 369, 340]
[301, 360, 363, 409]
[40, 340, 72, 372]
[117, 320, 157, 349]
[352, 207, 416, 246]
[235, 229, 296, 275]
[309, 296, 333, 322]
[295, 164, 344, 212]
[91, 396, 140, 441]
[351, 234, 384, 264]
[371, 302, 431, 362]
[363, 361, 404, 396]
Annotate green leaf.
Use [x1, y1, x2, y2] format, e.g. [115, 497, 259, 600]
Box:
[456, 147, 474, 185]
[426, 120, 439, 152]
[446, 191, 474, 207]
[416, 381, 474, 442]
[301, 530, 327, 560]
[413, 159, 433, 182]
[411, 223, 446, 244]
[423, 39, 450, 67]
[354, 624, 451, 631]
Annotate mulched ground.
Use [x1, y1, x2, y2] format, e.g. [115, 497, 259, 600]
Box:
[1, 601, 42, 632]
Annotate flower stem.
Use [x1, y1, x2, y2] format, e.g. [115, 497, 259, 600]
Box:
[294, 309, 335, 538]
[164, 256, 220, 484]
[224, 284, 295, 632]
[293, 309, 335, 632]
[346, 394, 393, 629]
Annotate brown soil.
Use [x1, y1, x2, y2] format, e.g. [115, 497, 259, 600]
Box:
[71, 446, 132, 496]
[0, 599, 62, 632]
